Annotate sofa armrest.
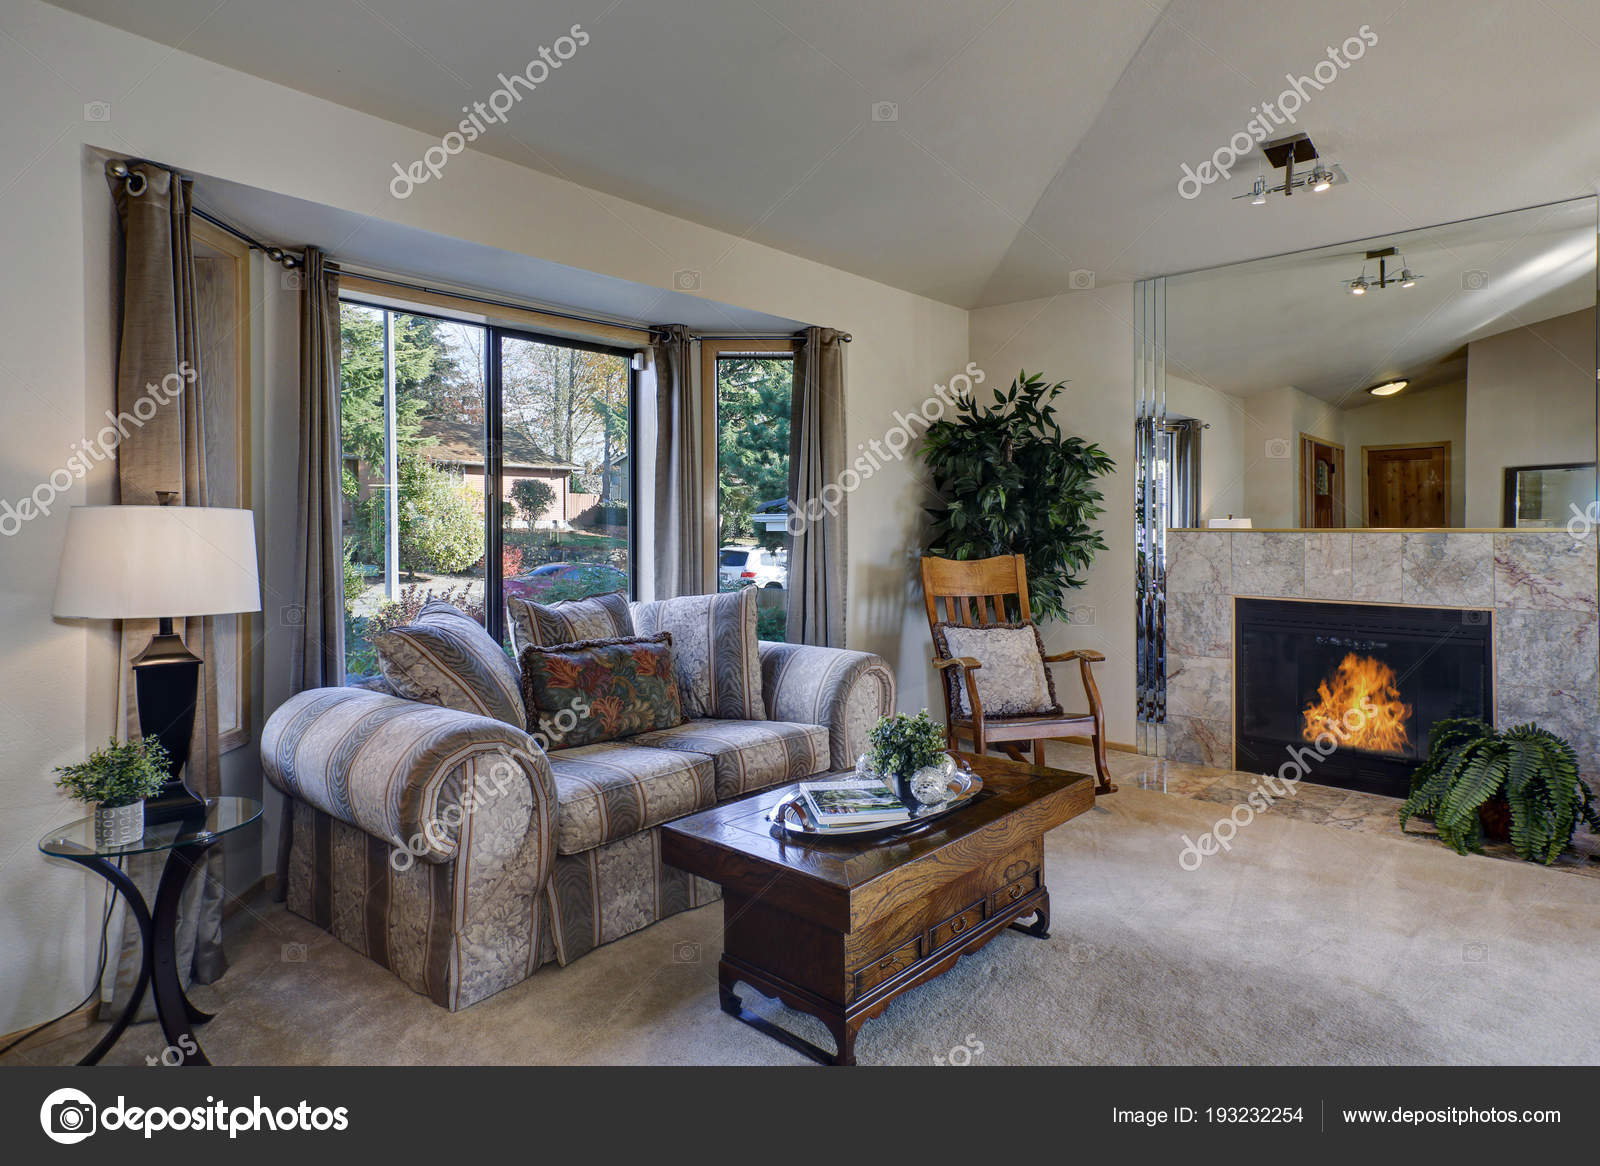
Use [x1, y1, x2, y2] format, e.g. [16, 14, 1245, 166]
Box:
[261, 688, 556, 866]
[758, 641, 896, 770]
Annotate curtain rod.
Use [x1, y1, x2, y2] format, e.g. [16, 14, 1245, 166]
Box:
[110, 158, 850, 346]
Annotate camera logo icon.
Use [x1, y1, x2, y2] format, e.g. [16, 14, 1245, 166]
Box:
[871, 101, 898, 122]
[1264, 438, 1291, 459]
[83, 101, 112, 123]
[40, 1087, 97, 1144]
[671, 940, 701, 964]
[1461, 269, 1489, 291]
[1068, 269, 1096, 291]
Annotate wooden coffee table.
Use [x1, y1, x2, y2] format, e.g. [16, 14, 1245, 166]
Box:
[659, 752, 1094, 1065]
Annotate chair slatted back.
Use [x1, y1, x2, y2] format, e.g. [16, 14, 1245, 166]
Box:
[920, 554, 1032, 643]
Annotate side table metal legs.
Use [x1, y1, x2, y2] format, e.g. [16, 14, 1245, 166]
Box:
[59, 836, 219, 1066]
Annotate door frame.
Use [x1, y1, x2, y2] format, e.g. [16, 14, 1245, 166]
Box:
[1298, 433, 1347, 528]
[1361, 440, 1452, 528]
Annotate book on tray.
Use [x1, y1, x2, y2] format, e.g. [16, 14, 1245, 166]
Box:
[798, 779, 910, 827]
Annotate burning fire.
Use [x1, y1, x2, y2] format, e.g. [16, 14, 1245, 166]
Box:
[1301, 652, 1412, 755]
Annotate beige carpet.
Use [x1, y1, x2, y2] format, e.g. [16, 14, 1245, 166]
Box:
[19, 783, 1600, 1066]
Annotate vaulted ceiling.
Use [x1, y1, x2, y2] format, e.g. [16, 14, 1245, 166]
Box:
[43, 0, 1600, 308]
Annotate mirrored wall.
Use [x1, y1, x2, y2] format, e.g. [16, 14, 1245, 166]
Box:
[1134, 197, 1600, 754]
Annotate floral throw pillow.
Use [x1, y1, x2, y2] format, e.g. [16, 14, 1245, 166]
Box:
[518, 634, 684, 749]
[506, 590, 634, 656]
[931, 621, 1061, 720]
[375, 601, 526, 728]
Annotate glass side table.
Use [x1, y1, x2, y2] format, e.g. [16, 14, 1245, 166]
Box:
[39, 796, 262, 1066]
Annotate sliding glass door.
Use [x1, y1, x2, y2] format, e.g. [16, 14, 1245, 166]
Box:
[339, 301, 634, 678]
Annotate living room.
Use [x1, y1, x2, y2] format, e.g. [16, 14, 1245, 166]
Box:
[2, 0, 1596, 1149]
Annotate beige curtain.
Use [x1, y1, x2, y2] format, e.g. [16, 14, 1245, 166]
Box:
[290, 247, 345, 690]
[276, 247, 344, 899]
[651, 324, 703, 598]
[786, 327, 848, 646]
[106, 162, 226, 1011]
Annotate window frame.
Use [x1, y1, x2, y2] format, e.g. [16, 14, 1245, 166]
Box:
[700, 337, 798, 585]
[338, 294, 639, 654]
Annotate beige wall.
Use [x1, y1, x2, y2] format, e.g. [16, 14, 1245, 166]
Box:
[1166, 372, 1247, 523]
[968, 286, 1136, 745]
[1463, 307, 1596, 527]
[1237, 386, 1342, 528]
[0, 0, 968, 1033]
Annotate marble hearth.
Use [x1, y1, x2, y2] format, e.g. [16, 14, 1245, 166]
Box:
[1164, 530, 1600, 778]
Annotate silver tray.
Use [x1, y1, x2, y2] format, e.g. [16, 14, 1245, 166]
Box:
[766, 769, 984, 838]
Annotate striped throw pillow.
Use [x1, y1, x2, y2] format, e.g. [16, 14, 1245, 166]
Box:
[375, 601, 526, 728]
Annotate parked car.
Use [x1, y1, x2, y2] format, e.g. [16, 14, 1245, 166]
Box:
[503, 561, 627, 604]
[718, 545, 787, 589]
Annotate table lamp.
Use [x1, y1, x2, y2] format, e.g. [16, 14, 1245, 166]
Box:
[53, 499, 261, 823]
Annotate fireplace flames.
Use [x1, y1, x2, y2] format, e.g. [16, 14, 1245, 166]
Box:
[1301, 653, 1412, 754]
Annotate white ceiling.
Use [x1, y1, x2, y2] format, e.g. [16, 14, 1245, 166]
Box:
[43, 0, 1600, 308]
[1165, 198, 1597, 404]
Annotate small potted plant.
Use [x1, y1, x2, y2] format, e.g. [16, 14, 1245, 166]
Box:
[1399, 719, 1600, 863]
[862, 711, 956, 809]
[54, 737, 171, 848]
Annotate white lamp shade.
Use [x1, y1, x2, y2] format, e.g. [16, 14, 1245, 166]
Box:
[53, 505, 261, 619]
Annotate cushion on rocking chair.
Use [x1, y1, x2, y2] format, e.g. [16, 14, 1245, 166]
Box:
[932, 621, 1062, 720]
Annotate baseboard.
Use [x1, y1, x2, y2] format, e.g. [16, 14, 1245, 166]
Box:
[1057, 735, 1138, 754]
[223, 873, 276, 919]
[1, 1001, 98, 1056]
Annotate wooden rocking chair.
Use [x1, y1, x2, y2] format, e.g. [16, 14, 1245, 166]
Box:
[921, 553, 1115, 794]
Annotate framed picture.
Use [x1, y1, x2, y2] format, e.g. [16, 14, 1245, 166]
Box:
[1502, 462, 1597, 529]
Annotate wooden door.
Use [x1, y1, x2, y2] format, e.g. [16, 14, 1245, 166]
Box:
[1366, 444, 1448, 527]
[1299, 436, 1345, 528]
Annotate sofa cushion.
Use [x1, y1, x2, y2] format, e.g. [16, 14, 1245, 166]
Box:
[374, 601, 525, 728]
[547, 742, 716, 855]
[630, 718, 830, 800]
[630, 587, 764, 720]
[506, 590, 632, 656]
[519, 634, 683, 749]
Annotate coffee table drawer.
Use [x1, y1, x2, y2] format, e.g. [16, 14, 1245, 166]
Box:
[931, 903, 985, 951]
[990, 869, 1040, 913]
[852, 938, 922, 996]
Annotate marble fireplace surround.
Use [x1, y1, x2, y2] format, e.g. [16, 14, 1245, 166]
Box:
[1164, 530, 1600, 779]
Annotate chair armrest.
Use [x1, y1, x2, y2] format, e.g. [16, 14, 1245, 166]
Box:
[1044, 649, 1105, 664]
[261, 688, 556, 866]
[758, 641, 896, 770]
[931, 656, 983, 673]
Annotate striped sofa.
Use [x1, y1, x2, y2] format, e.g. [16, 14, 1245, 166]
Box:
[262, 640, 894, 1010]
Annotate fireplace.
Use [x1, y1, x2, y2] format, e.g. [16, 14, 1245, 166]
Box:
[1234, 599, 1494, 797]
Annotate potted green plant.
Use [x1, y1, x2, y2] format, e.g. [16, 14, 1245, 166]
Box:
[862, 711, 954, 809]
[54, 737, 171, 848]
[1398, 719, 1600, 863]
[921, 370, 1115, 622]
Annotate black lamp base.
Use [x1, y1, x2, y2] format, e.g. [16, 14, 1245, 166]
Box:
[132, 621, 208, 825]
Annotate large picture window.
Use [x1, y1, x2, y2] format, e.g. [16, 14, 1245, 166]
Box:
[339, 299, 634, 678]
[706, 340, 795, 642]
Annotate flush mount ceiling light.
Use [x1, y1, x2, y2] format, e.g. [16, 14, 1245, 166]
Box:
[1232, 133, 1342, 204]
[1368, 380, 1408, 397]
[1344, 247, 1423, 295]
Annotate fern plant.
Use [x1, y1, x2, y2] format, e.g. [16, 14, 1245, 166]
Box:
[1399, 719, 1600, 863]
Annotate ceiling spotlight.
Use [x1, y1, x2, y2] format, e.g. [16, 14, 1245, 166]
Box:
[1310, 167, 1333, 192]
[1368, 380, 1408, 397]
[1349, 277, 1368, 295]
[1250, 178, 1267, 205]
[1341, 248, 1422, 295]
[1399, 268, 1416, 287]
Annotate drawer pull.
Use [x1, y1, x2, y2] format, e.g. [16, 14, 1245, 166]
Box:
[951, 917, 966, 933]
[879, 956, 899, 970]
[1008, 884, 1023, 901]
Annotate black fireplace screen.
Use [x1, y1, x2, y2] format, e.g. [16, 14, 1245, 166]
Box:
[1235, 599, 1493, 797]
